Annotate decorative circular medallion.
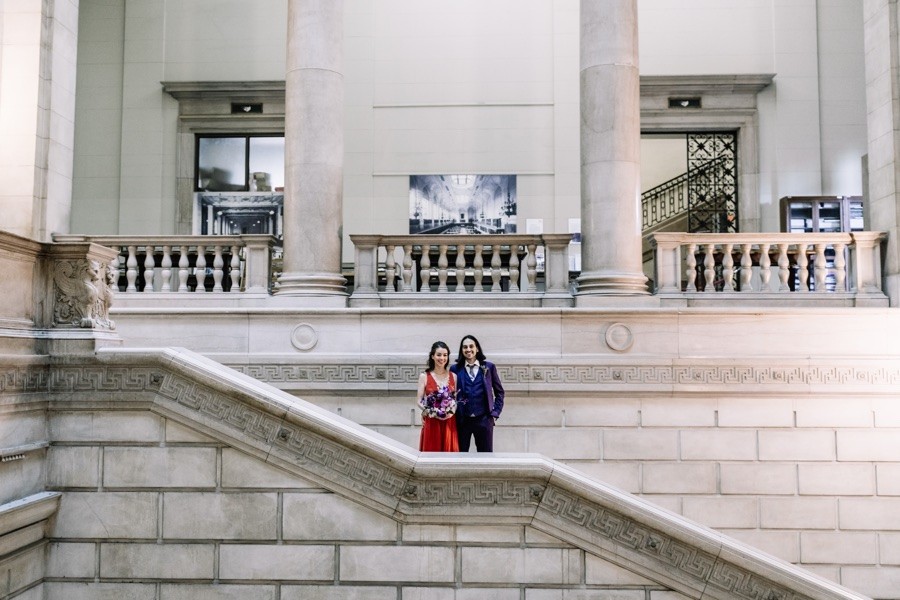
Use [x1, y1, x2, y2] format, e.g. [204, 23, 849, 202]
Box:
[604, 323, 634, 353]
[290, 323, 319, 351]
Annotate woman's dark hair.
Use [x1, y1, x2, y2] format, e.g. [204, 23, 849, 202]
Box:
[455, 334, 487, 368]
[426, 341, 451, 371]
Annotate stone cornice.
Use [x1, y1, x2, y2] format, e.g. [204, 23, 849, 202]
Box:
[639, 74, 775, 96]
[19, 347, 868, 600]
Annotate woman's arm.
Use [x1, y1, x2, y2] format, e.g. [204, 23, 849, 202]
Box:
[415, 372, 428, 410]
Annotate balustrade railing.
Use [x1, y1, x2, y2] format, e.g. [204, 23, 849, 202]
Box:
[51, 235, 278, 294]
[650, 231, 887, 305]
[349, 234, 574, 307]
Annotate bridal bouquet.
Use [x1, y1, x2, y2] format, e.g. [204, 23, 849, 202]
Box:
[419, 385, 457, 420]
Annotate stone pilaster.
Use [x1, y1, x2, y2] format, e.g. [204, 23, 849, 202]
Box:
[275, 0, 348, 301]
[576, 0, 649, 302]
[863, 0, 900, 306]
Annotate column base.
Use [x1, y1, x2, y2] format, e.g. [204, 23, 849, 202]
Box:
[275, 272, 348, 299]
[575, 270, 649, 296]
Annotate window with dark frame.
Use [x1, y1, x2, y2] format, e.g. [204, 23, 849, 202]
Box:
[195, 134, 285, 192]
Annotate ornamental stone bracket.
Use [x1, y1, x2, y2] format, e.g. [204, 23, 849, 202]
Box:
[44, 242, 122, 355]
[26, 347, 870, 600]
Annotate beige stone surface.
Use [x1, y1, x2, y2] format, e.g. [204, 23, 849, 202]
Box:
[760, 497, 837, 529]
[47, 447, 100, 488]
[720, 463, 797, 495]
[50, 412, 162, 442]
[584, 553, 656, 585]
[43, 582, 157, 600]
[283, 586, 396, 600]
[0, 544, 43, 598]
[839, 497, 900, 529]
[720, 530, 800, 563]
[160, 584, 277, 600]
[47, 542, 96, 578]
[218, 544, 334, 580]
[641, 463, 716, 494]
[282, 493, 398, 541]
[100, 543, 214, 578]
[798, 463, 875, 495]
[53, 492, 158, 538]
[340, 546, 455, 582]
[221, 448, 318, 489]
[758, 430, 836, 461]
[461, 547, 582, 584]
[103, 447, 217, 488]
[602, 430, 678, 460]
[680, 429, 757, 461]
[528, 428, 600, 459]
[162, 492, 277, 540]
[682, 497, 758, 529]
[799, 532, 877, 565]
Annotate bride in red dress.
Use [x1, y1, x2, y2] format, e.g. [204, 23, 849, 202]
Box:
[417, 341, 459, 452]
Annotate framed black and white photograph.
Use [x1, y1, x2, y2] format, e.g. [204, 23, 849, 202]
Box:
[409, 174, 517, 234]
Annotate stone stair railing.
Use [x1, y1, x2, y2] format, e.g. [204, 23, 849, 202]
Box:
[349, 233, 574, 307]
[650, 231, 888, 306]
[51, 234, 279, 295]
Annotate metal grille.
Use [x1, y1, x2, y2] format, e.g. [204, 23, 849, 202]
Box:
[687, 132, 738, 233]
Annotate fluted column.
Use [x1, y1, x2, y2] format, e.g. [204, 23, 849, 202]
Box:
[576, 0, 648, 299]
[276, 0, 347, 298]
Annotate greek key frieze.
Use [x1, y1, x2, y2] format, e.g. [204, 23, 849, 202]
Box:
[539, 486, 809, 600]
[0, 366, 49, 394]
[233, 361, 900, 389]
[402, 480, 540, 507]
[49, 366, 160, 393]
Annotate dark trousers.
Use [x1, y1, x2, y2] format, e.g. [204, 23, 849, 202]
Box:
[457, 414, 494, 452]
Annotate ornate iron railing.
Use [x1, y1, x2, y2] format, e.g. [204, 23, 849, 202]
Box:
[641, 157, 725, 231]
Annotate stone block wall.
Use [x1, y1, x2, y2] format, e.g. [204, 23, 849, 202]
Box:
[42, 410, 678, 599]
[288, 385, 900, 599]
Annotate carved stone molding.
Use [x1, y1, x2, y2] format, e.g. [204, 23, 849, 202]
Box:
[30, 356, 859, 600]
[231, 362, 900, 389]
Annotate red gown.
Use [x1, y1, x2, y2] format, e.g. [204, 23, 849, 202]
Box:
[418, 372, 459, 452]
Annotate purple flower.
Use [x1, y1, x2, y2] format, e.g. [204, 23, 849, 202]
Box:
[419, 385, 457, 420]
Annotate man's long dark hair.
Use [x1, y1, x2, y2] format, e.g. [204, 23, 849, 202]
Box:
[426, 341, 451, 372]
[455, 334, 487, 368]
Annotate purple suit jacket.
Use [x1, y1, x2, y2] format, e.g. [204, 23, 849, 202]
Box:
[450, 361, 505, 419]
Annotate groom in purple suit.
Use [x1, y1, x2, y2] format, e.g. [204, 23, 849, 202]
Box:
[450, 335, 505, 452]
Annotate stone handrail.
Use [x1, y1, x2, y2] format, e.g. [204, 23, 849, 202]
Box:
[349, 233, 574, 307]
[27, 346, 869, 600]
[51, 234, 278, 294]
[650, 231, 887, 305]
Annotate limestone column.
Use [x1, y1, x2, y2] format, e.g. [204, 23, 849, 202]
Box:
[576, 0, 648, 300]
[863, 0, 900, 306]
[276, 0, 347, 298]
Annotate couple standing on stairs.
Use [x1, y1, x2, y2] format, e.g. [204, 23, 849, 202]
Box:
[416, 335, 505, 453]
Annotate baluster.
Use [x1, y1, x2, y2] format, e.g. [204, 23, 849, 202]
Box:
[722, 243, 734, 292]
[143, 247, 156, 292]
[402, 244, 413, 292]
[178, 246, 190, 292]
[195, 245, 207, 292]
[160, 246, 172, 292]
[509, 245, 520, 292]
[740, 243, 753, 292]
[490, 245, 502, 292]
[419, 245, 431, 293]
[797, 243, 810, 292]
[473, 244, 484, 292]
[213, 245, 224, 292]
[814, 243, 827, 293]
[437, 244, 449, 292]
[777, 243, 790, 292]
[834, 242, 847, 291]
[455, 244, 466, 293]
[525, 243, 537, 292]
[126, 245, 138, 292]
[758, 243, 771, 291]
[385, 244, 397, 292]
[230, 245, 241, 292]
[703, 243, 716, 292]
[685, 243, 697, 291]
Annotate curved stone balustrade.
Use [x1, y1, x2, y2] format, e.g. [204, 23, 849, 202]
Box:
[650, 232, 888, 306]
[350, 233, 574, 307]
